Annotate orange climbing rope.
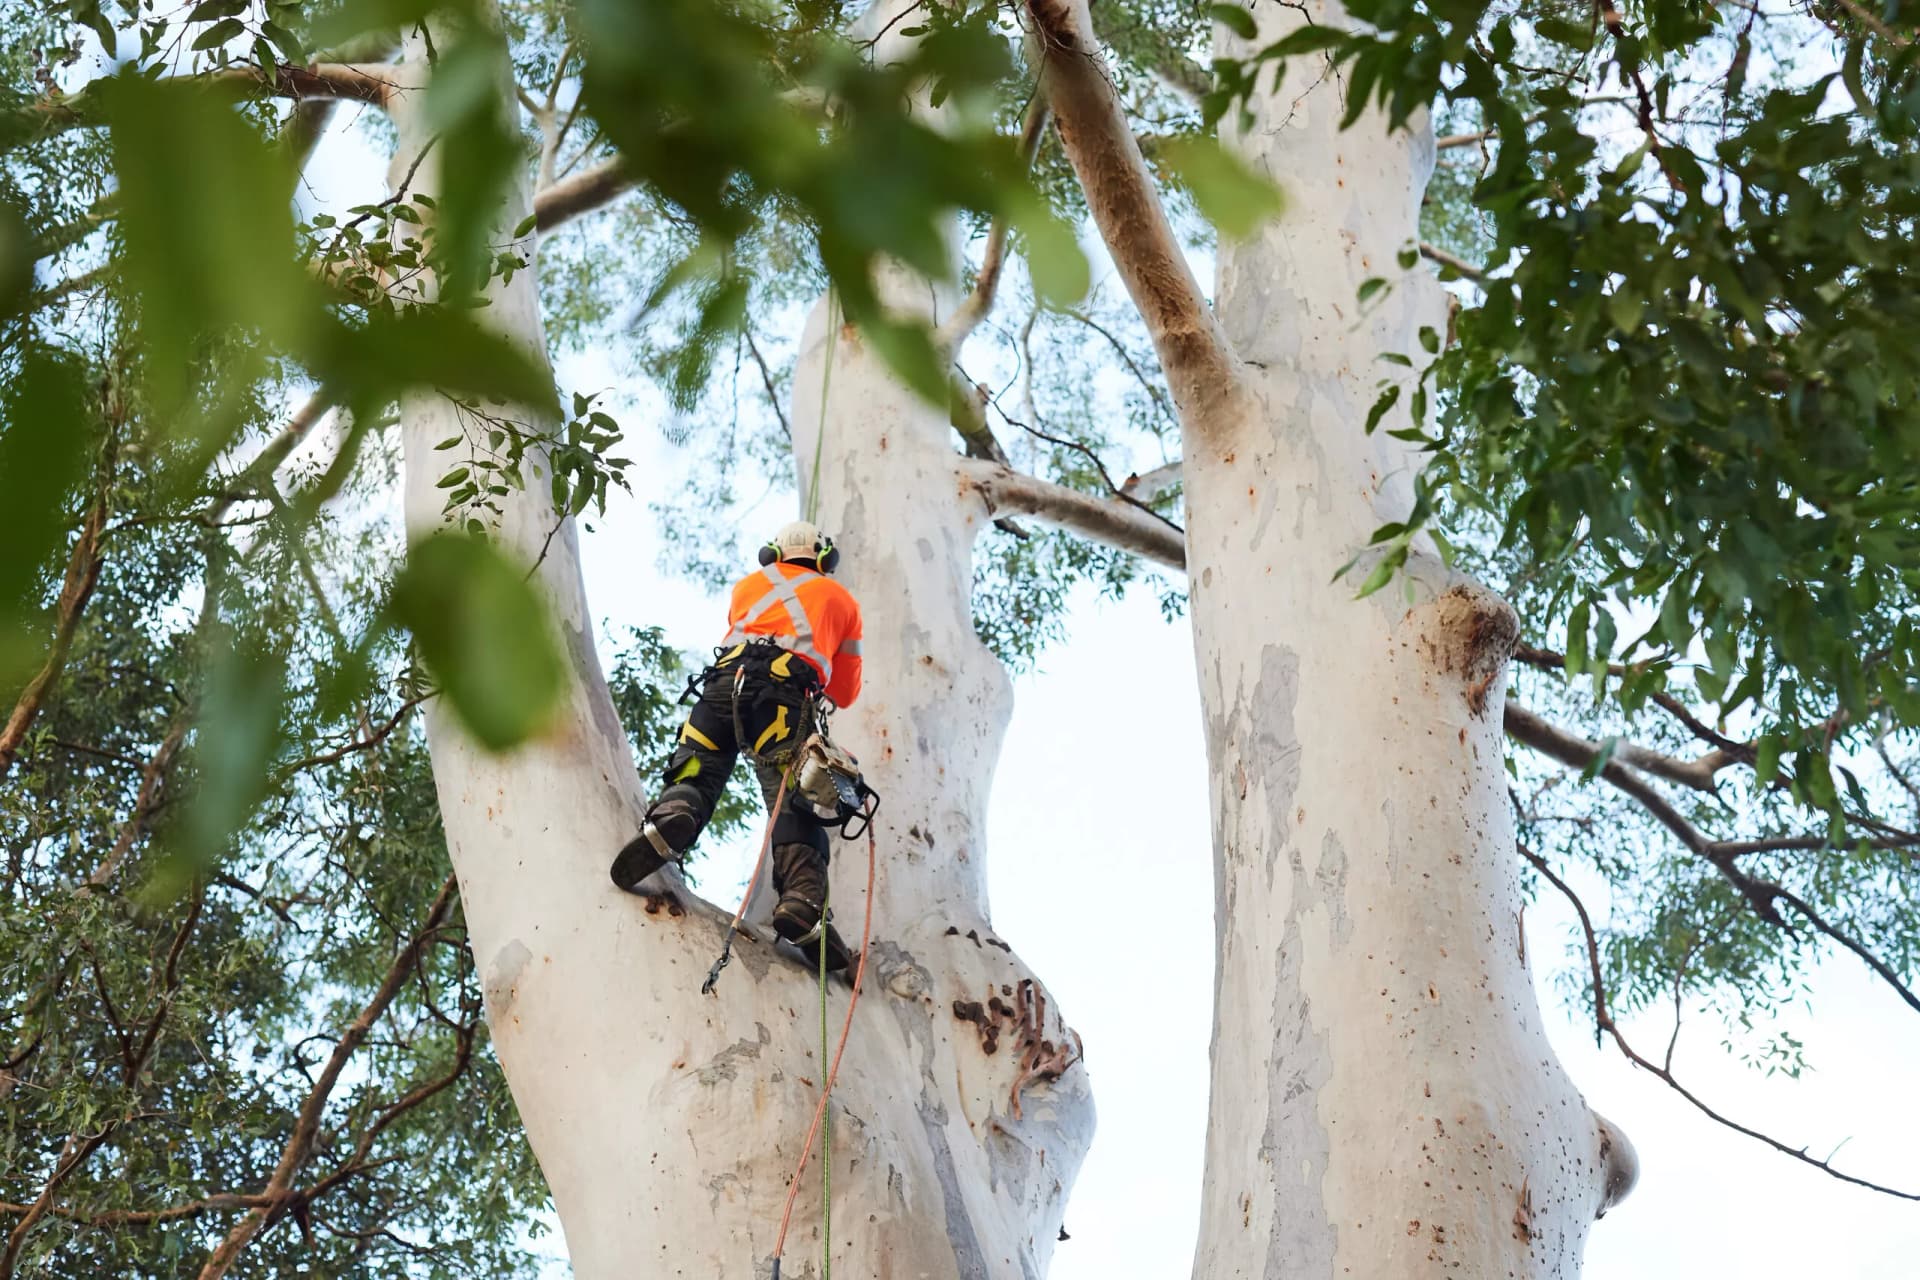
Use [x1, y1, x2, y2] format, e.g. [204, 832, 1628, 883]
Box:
[701, 774, 789, 996]
[769, 824, 876, 1279]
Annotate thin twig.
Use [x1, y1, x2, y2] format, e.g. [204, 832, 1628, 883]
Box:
[1518, 842, 1920, 1201]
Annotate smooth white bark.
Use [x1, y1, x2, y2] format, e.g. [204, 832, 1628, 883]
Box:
[1182, 6, 1635, 1277]
[386, 10, 1092, 1275]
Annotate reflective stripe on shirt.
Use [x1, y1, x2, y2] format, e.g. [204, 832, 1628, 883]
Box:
[723, 564, 834, 682]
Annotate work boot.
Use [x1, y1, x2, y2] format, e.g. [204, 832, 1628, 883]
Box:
[611, 793, 701, 891]
[770, 842, 850, 971]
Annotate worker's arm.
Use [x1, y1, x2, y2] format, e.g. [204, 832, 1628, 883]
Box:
[823, 593, 863, 707]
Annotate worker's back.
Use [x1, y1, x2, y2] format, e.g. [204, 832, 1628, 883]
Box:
[725, 560, 864, 707]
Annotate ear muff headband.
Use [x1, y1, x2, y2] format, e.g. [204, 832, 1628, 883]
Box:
[759, 534, 839, 573]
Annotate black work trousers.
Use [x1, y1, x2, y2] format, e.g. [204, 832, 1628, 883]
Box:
[654, 645, 830, 907]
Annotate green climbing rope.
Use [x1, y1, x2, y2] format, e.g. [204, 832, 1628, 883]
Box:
[819, 890, 832, 1278]
[806, 289, 838, 525]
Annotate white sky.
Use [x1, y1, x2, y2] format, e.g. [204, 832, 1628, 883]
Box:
[292, 111, 1920, 1280]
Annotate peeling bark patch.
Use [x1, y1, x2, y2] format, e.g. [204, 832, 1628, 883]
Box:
[1261, 932, 1336, 1279]
[918, 1112, 992, 1280]
[986, 1120, 1033, 1201]
[483, 939, 533, 1021]
[872, 941, 993, 1280]
[697, 1022, 772, 1086]
[1422, 584, 1518, 717]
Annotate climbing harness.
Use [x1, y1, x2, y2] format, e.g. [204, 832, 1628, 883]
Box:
[769, 822, 875, 1280]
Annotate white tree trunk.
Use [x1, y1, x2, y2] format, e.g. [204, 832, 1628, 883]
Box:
[1184, 6, 1636, 1276]
[384, 16, 1092, 1276]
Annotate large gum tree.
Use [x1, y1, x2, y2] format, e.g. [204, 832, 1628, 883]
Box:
[4, 0, 1920, 1276]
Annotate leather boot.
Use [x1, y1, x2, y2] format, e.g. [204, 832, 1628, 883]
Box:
[610, 791, 703, 891]
[770, 842, 850, 971]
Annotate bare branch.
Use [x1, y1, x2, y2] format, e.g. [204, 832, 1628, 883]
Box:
[1518, 841, 1920, 1201]
[1023, 0, 1244, 433]
[195, 876, 459, 1280]
[1506, 702, 1736, 794]
[1511, 643, 1755, 760]
[953, 457, 1185, 569]
[1419, 241, 1485, 283]
[83, 718, 189, 890]
[1832, 0, 1913, 46]
[0, 1194, 267, 1228]
[1436, 129, 1496, 149]
[938, 95, 1051, 351]
[744, 330, 792, 441]
[275, 697, 429, 778]
[532, 156, 631, 231]
[1503, 702, 1711, 852]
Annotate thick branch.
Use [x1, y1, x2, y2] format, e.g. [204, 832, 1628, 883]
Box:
[1504, 702, 1711, 852]
[1511, 643, 1755, 760]
[0, 1194, 266, 1228]
[84, 718, 189, 889]
[0, 476, 110, 778]
[1519, 842, 1920, 1201]
[195, 876, 458, 1280]
[1504, 701, 1735, 794]
[532, 156, 630, 231]
[1419, 241, 1485, 282]
[938, 96, 1051, 351]
[1024, 0, 1242, 431]
[953, 457, 1185, 569]
[7, 63, 400, 143]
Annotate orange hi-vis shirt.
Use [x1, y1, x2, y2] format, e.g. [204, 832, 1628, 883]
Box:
[721, 562, 865, 707]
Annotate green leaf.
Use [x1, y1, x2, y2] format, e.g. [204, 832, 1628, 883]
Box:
[1258, 26, 1350, 58]
[1353, 547, 1404, 598]
[1209, 4, 1258, 39]
[186, 0, 249, 22]
[860, 316, 948, 405]
[0, 350, 94, 690]
[1017, 207, 1089, 309]
[308, 307, 552, 411]
[190, 17, 248, 51]
[1364, 384, 1401, 434]
[387, 532, 567, 751]
[424, 31, 518, 299]
[1157, 136, 1285, 240]
[100, 75, 313, 410]
[168, 633, 288, 876]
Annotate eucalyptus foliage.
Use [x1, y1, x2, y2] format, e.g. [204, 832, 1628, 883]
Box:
[5, 0, 1920, 1266]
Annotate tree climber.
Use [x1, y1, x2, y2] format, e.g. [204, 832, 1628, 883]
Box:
[612, 520, 865, 970]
